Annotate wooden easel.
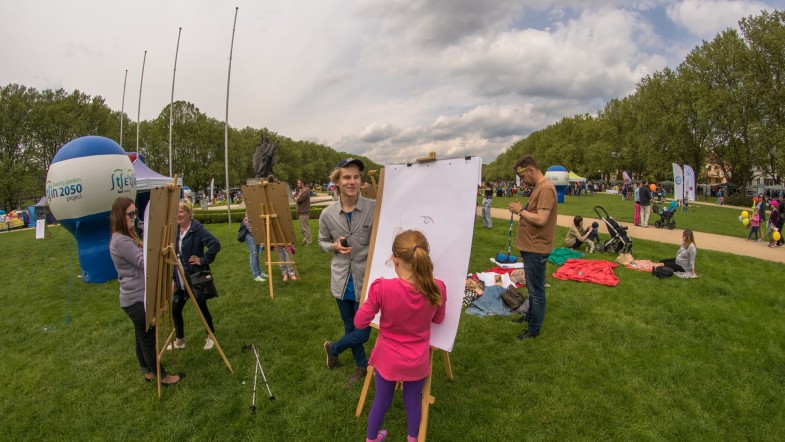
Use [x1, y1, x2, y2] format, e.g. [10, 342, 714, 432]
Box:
[353, 152, 454, 441]
[241, 180, 298, 299]
[144, 180, 232, 398]
[355, 349, 453, 442]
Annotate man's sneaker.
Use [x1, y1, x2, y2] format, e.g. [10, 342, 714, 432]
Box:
[516, 330, 538, 341]
[347, 367, 367, 386]
[254, 275, 266, 282]
[324, 341, 338, 369]
[510, 314, 530, 324]
[204, 337, 215, 350]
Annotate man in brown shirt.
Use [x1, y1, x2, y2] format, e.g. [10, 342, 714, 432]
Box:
[295, 179, 312, 245]
[507, 155, 557, 340]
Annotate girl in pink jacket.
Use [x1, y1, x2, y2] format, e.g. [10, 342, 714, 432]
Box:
[355, 230, 446, 442]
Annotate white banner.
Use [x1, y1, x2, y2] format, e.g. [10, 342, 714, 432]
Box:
[209, 178, 215, 202]
[672, 163, 684, 201]
[683, 165, 695, 201]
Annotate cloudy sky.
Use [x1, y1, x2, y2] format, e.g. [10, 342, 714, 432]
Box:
[0, 0, 778, 164]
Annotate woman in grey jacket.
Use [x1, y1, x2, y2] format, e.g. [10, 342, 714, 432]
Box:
[109, 197, 184, 385]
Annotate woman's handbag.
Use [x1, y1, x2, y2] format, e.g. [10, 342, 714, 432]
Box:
[237, 224, 249, 242]
[187, 270, 218, 301]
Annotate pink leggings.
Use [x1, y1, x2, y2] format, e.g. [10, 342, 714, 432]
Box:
[367, 370, 426, 439]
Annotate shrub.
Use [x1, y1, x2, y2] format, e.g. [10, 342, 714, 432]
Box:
[192, 206, 324, 224]
[724, 193, 751, 207]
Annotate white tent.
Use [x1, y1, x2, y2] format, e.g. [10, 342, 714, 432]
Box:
[133, 156, 182, 190]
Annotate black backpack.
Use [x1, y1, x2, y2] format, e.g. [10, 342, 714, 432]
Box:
[652, 266, 674, 278]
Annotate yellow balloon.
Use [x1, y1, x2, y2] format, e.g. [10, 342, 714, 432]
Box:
[741, 211, 749, 218]
[774, 231, 781, 242]
[743, 218, 750, 226]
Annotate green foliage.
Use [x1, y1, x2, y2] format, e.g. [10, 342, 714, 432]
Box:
[723, 193, 752, 207]
[191, 206, 325, 224]
[2, 220, 785, 440]
[0, 91, 380, 211]
[483, 9, 785, 188]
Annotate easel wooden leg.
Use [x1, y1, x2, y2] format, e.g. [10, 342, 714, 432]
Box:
[355, 350, 453, 439]
[441, 351, 453, 381]
[264, 215, 274, 298]
[355, 366, 376, 417]
[418, 351, 436, 442]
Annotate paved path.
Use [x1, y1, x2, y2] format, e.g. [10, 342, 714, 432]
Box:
[481, 207, 785, 264]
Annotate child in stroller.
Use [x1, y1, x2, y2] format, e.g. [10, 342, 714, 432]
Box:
[653, 200, 677, 230]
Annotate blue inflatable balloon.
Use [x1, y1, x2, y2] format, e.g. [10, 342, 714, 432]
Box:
[545, 165, 569, 204]
[46, 136, 136, 283]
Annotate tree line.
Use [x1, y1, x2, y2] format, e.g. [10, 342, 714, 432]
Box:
[483, 10, 785, 189]
[0, 87, 378, 210]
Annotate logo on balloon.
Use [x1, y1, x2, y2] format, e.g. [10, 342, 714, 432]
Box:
[46, 177, 84, 202]
[110, 168, 136, 194]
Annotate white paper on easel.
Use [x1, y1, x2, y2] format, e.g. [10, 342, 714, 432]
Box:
[35, 219, 46, 239]
[363, 156, 481, 352]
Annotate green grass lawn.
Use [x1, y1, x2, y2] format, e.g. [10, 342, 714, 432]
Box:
[486, 192, 752, 238]
[2, 220, 784, 440]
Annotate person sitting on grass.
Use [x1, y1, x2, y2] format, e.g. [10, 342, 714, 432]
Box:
[657, 229, 697, 277]
[564, 215, 595, 253]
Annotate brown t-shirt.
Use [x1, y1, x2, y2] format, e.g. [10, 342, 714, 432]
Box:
[516, 178, 558, 254]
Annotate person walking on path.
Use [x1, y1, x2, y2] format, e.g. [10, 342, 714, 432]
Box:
[757, 194, 767, 241]
[481, 181, 493, 229]
[507, 155, 557, 341]
[295, 179, 312, 245]
[319, 158, 376, 386]
[634, 182, 642, 226]
[747, 211, 761, 241]
[639, 181, 652, 228]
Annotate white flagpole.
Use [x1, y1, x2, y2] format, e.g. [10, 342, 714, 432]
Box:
[120, 69, 128, 148]
[136, 50, 147, 155]
[169, 27, 182, 178]
[224, 7, 239, 225]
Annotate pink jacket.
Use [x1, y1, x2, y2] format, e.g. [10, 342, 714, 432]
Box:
[354, 277, 446, 381]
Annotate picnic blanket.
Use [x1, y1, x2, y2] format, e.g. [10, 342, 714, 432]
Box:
[624, 259, 655, 273]
[552, 258, 619, 286]
[464, 285, 512, 317]
[548, 247, 584, 265]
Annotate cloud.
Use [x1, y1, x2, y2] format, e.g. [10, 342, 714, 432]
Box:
[666, 0, 771, 38]
[1, 0, 778, 170]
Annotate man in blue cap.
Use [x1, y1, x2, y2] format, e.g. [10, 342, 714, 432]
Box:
[319, 158, 376, 386]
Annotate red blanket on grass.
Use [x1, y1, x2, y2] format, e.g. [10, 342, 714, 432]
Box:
[552, 259, 619, 286]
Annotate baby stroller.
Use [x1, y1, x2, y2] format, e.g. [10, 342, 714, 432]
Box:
[652, 203, 677, 230]
[593, 206, 633, 254]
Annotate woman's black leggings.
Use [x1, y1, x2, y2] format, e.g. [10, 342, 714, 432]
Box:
[172, 291, 215, 339]
[659, 258, 685, 272]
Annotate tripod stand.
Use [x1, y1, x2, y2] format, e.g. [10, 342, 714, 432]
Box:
[243, 342, 275, 414]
